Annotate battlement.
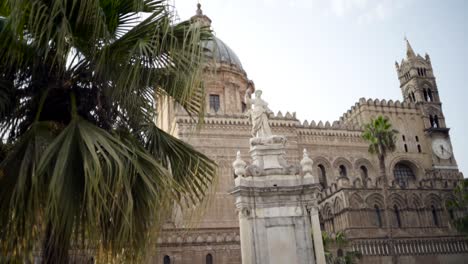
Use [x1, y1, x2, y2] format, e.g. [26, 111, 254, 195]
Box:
[298, 120, 361, 131]
[339, 97, 418, 124]
[176, 110, 299, 127]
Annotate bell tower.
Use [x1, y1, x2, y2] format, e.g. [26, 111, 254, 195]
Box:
[396, 39, 457, 170]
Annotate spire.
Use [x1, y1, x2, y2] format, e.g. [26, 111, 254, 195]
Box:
[405, 37, 416, 58]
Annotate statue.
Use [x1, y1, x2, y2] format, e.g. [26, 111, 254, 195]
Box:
[244, 89, 273, 138]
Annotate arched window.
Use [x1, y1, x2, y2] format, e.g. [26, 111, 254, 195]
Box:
[206, 253, 213, 264]
[163, 255, 171, 264]
[423, 89, 428, 101]
[411, 92, 416, 102]
[393, 163, 416, 188]
[415, 136, 419, 142]
[318, 164, 327, 188]
[402, 135, 406, 141]
[360, 166, 368, 181]
[394, 205, 402, 228]
[375, 205, 383, 228]
[209, 94, 220, 113]
[427, 89, 433, 101]
[404, 144, 408, 152]
[339, 165, 347, 178]
[431, 205, 439, 227]
[417, 145, 422, 153]
[434, 115, 440, 128]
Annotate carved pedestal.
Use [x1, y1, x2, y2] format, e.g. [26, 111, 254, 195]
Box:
[230, 137, 326, 264]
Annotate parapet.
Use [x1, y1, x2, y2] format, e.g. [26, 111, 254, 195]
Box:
[339, 97, 418, 124]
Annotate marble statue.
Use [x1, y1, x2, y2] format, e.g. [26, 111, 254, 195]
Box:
[244, 89, 273, 138]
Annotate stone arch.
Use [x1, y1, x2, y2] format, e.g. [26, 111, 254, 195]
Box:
[349, 193, 365, 209]
[389, 156, 424, 183]
[332, 157, 353, 178]
[420, 80, 433, 90]
[389, 193, 407, 209]
[313, 156, 332, 187]
[321, 202, 335, 233]
[410, 194, 423, 210]
[365, 193, 384, 208]
[333, 197, 344, 215]
[425, 193, 443, 227]
[404, 84, 415, 94]
[322, 202, 333, 219]
[425, 105, 442, 116]
[352, 178, 362, 188]
[424, 193, 443, 208]
[354, 158, 376, 184]
[443, 193, 457, 206]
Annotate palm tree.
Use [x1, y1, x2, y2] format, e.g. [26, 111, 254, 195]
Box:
[322, 231, 362, 264]
[362, 115, 398, 262]
[362, 116, 398, 187]
[0, 1, 216, 263]
[447, 178, 468, 236]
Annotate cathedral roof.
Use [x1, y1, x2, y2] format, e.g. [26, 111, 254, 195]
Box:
[191, 3, 244, 72]
[203, 37, 244, 71]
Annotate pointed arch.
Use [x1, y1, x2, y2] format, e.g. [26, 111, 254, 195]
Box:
[389, 193, 407, 209]
[365, 193, 384, 208]
[333, 197, 344, 214]
[410, 194, 423, 210]
[349, 193, 365, 209]
[424, 193, 442, 208]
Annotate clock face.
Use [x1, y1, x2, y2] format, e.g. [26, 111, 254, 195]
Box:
[432, 138, 452, 159]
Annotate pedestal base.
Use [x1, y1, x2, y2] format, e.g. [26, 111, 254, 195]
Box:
[230, 175, 325, 264]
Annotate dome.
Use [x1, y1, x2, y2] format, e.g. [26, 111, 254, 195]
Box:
[203, 37, 244, 71]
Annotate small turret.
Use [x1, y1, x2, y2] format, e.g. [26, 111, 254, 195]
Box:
[405, 37, 416, 59]
[190, 3, 212, 27]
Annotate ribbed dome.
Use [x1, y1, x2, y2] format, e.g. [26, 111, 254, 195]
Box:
[203, 37, 244, 71]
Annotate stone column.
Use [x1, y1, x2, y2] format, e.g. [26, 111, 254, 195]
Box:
[238, 207, 254, 264]
[310, 206, 326, 264]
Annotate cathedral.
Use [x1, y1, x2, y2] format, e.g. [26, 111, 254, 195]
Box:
[153, 4, 467, 264]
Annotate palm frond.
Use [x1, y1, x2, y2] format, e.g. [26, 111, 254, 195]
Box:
[143, 122, 217, 205]
[1, 0, 215, 261]
[34, 118, 177, 261]
[361, 116, 398, 158]
[0, 122, 58, 261]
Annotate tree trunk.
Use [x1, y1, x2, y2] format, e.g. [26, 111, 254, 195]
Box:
[379, 155, 397, 264]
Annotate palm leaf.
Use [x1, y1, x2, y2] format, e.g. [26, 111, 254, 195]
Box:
[143, 122, 217, 205]
[34, 118, 176, 261]
[0, 122, 58, 261]
[0, 0, 215, 262]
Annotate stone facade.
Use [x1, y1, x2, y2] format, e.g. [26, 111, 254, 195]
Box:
[153, 5, 467, 264]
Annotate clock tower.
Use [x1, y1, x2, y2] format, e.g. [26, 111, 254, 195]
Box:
[395, 39, 457, 172]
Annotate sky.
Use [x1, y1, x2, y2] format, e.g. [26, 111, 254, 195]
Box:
[172, 0, 468, 175]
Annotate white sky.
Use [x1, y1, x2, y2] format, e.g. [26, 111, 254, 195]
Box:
[173, 0, 468, 175]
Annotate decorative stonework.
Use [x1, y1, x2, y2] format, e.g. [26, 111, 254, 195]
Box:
[153, 7, 466, 264]
[230, 95, 326, 264]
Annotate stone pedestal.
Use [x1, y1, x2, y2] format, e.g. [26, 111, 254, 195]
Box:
[230, 137, 325, 264]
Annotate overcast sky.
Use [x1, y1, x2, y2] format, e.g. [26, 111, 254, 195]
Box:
[173, 0, 468, 175]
